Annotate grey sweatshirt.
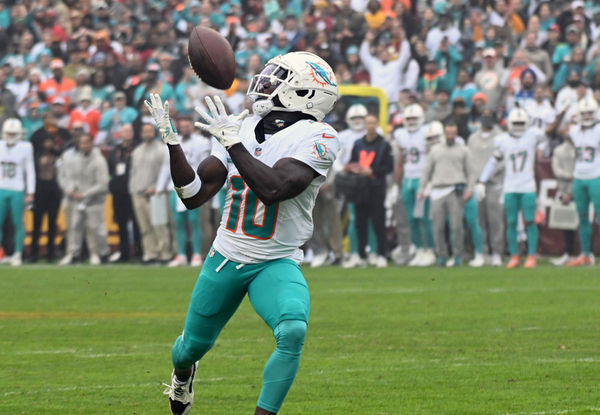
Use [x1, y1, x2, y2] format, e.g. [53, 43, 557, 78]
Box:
[419, 141, 475, 193]
[467, 126, 504, 185]
[68, 148, 109, 206]
[552, 141, 576, 194]
[129, 140, 167, 195]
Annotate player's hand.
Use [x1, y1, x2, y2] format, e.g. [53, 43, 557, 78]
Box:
[144, 93, 179, 145]
[463, 190, 472, 202]
[25, 194, 34, 205]
[475, 182, 486, 202]
[195, 96, 249, 150]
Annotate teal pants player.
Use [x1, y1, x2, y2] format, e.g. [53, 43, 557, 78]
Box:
[171, 248, 310, 413]
[402, 178, 434, 249]
[464, 196, 483, 254]
[170, 191, 202, 256]
[504, 192, 538, 256]
[0, 189, 25, 253]
[572, 177, 600, 256]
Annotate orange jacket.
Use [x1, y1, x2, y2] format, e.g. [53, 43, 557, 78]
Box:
[68, 107, 101, 139]
[40, 77, 76, 106]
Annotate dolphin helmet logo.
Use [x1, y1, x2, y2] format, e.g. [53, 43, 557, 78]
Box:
[306, 61, 337, 88]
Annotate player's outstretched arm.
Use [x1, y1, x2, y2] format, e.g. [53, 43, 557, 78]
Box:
[145, 93, 227, 209]
[195, 95, 318, 205]
[167, 145, 227, 209]
[229, 146, 318, 206]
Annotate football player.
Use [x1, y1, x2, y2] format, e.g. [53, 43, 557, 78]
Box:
[394, 105, 435, 266]
[0, 118, 35, 265]
[478, 108, 546, 269]
[565, 97, 600, 266]
[155, 116, 212, 267]
[147, 52, 339, 415]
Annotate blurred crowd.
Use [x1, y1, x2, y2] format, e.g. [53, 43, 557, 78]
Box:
[0, 0, 599, 268]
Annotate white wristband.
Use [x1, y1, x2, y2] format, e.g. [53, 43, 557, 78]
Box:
[175, 173, 202, 199]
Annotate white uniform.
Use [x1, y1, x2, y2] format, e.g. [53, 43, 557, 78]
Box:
[569, 123, 600, 180]
[0, 141, 35, 193]
[393, 127, 427, 179]
[211, 116, 339, 264]
[335, 128, 364, 170]
[524, 99, 556, 131]
[493, 128, 545, 193]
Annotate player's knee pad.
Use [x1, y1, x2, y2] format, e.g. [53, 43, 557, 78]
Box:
[274, 320, 307, 355]
[172, 333, 215, 368]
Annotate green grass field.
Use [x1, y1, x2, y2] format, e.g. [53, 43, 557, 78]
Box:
[1, 265, 599, 415]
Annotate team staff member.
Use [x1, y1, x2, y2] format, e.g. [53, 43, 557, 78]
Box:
[418, 121, 474, 267]
[346, 113, 394, 268]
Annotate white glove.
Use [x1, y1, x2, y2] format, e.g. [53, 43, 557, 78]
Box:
[475, 182, 486, 202]
[144, 93, 179, 145]
[195, 96, 249, 149]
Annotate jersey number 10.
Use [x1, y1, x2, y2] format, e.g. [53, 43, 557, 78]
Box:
[226, 176, 279, 240]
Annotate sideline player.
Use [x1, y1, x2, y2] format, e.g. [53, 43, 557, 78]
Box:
[0, 119, 35, 265]
[394, 104, 435, 266]
[479, 107, 546, 269]
[566, 97, 600, 266]
[146, 51, 339, 415]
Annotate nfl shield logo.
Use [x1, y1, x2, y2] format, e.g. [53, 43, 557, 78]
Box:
[254, 147, 262, 156]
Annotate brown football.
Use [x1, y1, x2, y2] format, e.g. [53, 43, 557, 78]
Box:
[188, 26, 236, 90]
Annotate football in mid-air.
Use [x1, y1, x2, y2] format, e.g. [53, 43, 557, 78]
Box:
[188, 26, 236, 90]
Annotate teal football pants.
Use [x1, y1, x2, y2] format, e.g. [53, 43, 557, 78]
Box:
[402, 178, 434, 249]
[572, 177, 600, 256]
[504, 192, 538, 256]
[0, 189, 25, 253]
[171, 248, 310, 413]
[170, 191, 202, 256]
[464, 196, 483, 254]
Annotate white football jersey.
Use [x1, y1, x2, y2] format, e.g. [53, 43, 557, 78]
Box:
[393, 126, 427, 179]
[0, 141, 35, 193]
[336, 128, 365, 169]
[493, 127, 545, 193]
[569, 123, 600, 180]
[211, 116, 339, 264]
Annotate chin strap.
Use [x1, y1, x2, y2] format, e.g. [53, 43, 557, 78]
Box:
[252, 100, 274, 118]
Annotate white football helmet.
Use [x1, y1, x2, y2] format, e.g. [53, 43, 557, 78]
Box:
[506, 107, 529, 138]
[345, 104, 368, 132]
[403, 104, 424, 133]
[577, 97, 598, 127]
[247, 51, 338, 121]
[2, 118, 24, 146]
[423, 121, 444, 145]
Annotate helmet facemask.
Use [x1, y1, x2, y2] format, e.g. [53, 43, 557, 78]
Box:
[580, 110, 596, 127]
[348, 116, 365, 132]
[2, 119, 24, 146]
[509, 121, 527, 138]
[248, 63, 293, 117]
[405, 117, 421, 133]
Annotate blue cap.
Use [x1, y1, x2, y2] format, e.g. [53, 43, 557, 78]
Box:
[346, 45, 359, 56]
